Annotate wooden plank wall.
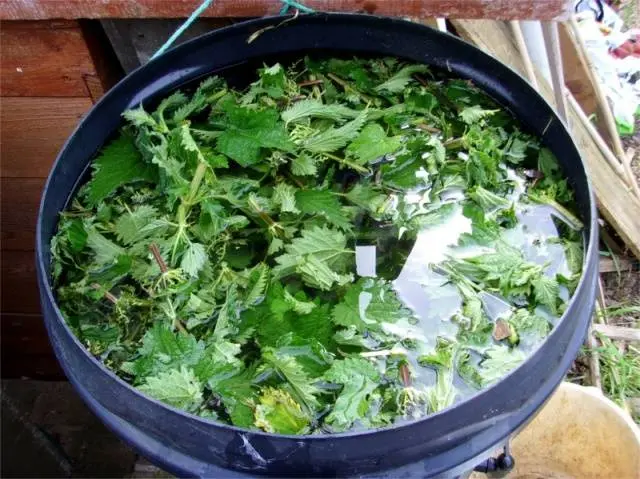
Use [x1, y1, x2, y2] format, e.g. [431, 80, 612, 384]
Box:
[1, 0, 573, 21]
[0, 20, 114, 378]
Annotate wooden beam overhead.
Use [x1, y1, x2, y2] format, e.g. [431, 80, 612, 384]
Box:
[0, 0, 573, 21]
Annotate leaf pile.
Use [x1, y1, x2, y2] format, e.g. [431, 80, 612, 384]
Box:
[51, 58, 584, 434]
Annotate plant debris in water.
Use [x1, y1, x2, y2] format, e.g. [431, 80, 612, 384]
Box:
[51, 58, 584, 434]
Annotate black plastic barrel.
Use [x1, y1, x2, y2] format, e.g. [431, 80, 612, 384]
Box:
[36, 13, 598, 478]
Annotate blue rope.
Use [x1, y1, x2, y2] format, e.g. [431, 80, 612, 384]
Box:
[152, 0, 314, 60]
[151, 0, 215, 60]
[279, 0, 315, 14]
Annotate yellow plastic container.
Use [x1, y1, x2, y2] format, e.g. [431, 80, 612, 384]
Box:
[474, 382, 640, 479]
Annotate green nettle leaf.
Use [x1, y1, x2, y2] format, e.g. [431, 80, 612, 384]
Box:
[180, 242, 208, 278]
[65, 218, 88, 252]
[332, 278, 414, 334]
[52, 58, 582, 435]
[426, 369, 457, 413]
[180, 124, 207, 163]
[173, 76, 225, 124]
[123, 323, 204, 379]
[346, 123, 402, 165]
[343, 183, 387, 212]
[138, 366, 203, 411]
[272, 183, 299, 214]
[456, 349, 483, 388]
[324, 357, 380, 431]
[469, 186, 510, 210]
[405, 88, 438, 115]
[459, 105, 499, 125]
[563, 240, 583, 274]
[214, 285, 239, 338]
[375, 65, 429, 93]
[262, 349, 321, 410]
[477, 346, 526, 386]
[303, 110, 367, 153]
[243, 263, 270, 307]
[284, 289, 316, 315]
[216, 104, 294, 166]
[282, 99, 360, 124]
[508, 308, 550, 337]
[418, 337, 456, 370]
[115, 205, 159, 245]
[532, 274, 560, 314]
[87, 228, 125, 265]
[297, 254, 354, 291]
[538, 147, 559, 178]
[290, 153, 318, 176]
[85, 136, 157, 205]
[122, 106, 157, 129]
[274, 226, 353, 279]
[295, 189, 351, 231]
[155, 91, 188, 127]
[504, 135, 530, 163]
[254, 388, 310, 434]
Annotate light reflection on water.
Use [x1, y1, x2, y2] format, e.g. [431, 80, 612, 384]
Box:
[352, 170, 573, 395]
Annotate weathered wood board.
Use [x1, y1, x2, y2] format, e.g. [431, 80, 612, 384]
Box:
[1, 250, 41, 315]
[1, 178, 46, 251]
[0, 0, 573, 21]
[1, 97, 92, 177]
[1, 20, 100, 97]
[0, 20, 104, 378]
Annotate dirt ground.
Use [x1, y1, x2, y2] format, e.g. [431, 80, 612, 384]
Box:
[608, 116, 640, 328]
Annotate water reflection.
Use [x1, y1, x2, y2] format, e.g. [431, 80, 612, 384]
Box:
[352, 172, 575, 392]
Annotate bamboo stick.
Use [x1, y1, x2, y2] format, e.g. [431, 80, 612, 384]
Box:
[542, 21, 569, 122]
[510, 21, 539, 89]
[623, 148, 640, 200]
[566, 92, 632, 184]
[587, 324, 602, 390]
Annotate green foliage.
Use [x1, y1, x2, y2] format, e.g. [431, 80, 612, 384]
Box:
[374, 65, 429, 93]
[443, 244, 561, 313]
[295, 190, 351, 231]
[84, 136, 157, 205]
[476, 346, 526, 386]
[459, 105, 499, 125]
[323, 358, 380, 431]
[216, 103, 293, 166]
[138, 366, 203, 412]
[346, 123, 402, 164]
[426, 369, 457, 413]
[51, 56, 583, 435]
[254, 388, 310, 434]
[282, 99, 359, 124]
[303, 111, 367, 153]
[332, 278, 415, 336]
